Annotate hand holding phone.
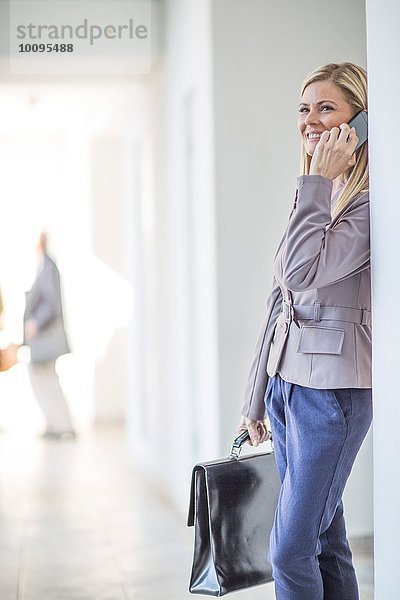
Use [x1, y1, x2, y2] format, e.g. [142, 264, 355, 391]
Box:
[310, 121, 361, 179]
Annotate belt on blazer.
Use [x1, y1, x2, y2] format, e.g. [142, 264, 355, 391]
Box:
[282, 300, 371, 326]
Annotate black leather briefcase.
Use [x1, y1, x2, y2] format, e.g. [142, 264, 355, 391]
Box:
[187, 431, 281, 596]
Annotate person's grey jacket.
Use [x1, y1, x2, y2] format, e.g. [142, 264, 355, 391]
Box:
[24, 253, 70, 363]
[241, 175, 371, 421]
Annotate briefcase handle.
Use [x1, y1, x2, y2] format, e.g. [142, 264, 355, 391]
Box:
[230, 429, 272, 460]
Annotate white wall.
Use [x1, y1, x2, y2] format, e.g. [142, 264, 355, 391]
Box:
[90, 135, 133, 424]
[366, 0, 400, 596]
[127, 0, 220, 511]
[211, 0, 371, 535]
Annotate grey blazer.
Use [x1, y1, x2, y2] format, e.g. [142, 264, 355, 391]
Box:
[241, 175, 371, 420]
[24, 254, 70, 362]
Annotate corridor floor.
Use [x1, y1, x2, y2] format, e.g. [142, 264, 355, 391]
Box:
[0, 427, 374, 600]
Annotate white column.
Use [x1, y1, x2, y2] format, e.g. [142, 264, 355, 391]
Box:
[366, 0, 400, 597]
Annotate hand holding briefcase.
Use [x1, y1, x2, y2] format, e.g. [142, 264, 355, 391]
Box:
[187, 431, 281, 596]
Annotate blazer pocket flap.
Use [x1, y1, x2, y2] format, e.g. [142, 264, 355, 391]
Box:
[297, 326, 345, 355]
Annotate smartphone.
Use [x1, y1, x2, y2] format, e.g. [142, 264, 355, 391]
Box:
[346, 110, 368, 151]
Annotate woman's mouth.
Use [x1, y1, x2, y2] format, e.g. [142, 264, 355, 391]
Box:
[306, 132, 323, 140]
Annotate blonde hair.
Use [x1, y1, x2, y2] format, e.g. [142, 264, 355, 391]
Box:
[299, 62, 368, 220]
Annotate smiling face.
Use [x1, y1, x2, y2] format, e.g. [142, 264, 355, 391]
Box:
[298, 81, 355, 156]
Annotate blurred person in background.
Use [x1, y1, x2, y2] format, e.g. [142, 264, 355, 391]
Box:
[24, 232, 76, 440]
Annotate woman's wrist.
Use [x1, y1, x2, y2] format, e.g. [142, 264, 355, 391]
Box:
[308, 167, 333, 180]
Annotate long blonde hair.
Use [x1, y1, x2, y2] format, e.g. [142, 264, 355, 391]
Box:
[300, 62, 368, 220]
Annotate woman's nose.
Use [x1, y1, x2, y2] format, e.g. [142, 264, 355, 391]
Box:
[305, 109, 320, 125]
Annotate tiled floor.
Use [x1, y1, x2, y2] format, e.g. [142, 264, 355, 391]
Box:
[0, 427, 374, 599]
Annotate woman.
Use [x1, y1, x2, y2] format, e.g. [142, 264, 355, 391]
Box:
[238, 62, 372, 599]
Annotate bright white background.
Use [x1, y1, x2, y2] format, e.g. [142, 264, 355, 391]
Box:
[0, 85, 137, 433]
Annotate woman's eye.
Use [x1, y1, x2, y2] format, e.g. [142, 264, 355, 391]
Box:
[321, 105, 334, 112]
[298, 108, 309, 113]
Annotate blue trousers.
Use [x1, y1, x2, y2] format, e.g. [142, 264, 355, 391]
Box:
[265, 374, 373, 600]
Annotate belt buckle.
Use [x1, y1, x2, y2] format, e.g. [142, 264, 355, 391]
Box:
[282, 298, 300, 329]
[361, 308, 370, 325]
[283, 299, 293, 322]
